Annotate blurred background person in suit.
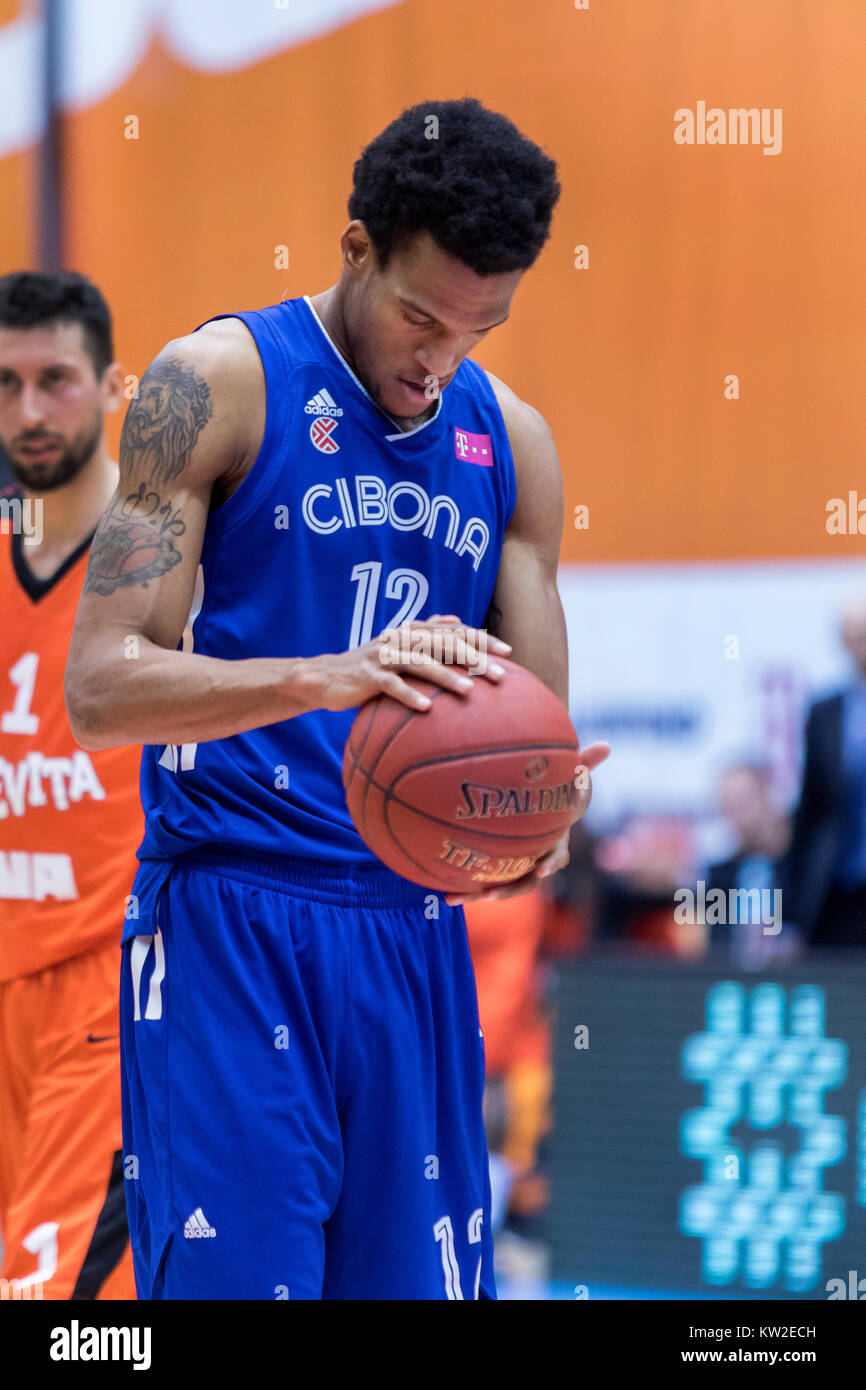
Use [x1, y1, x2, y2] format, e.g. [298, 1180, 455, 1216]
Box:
[786, 597, 866, 949]
[705, 760, 793, 968]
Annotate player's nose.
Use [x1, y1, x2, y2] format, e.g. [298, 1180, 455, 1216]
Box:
[19, 385, 46, 426]
[415, 340, 463, 381]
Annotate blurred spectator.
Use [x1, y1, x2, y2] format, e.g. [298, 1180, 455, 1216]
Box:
[544, 820, 599, 956]
[787, 598, 866, 948]
[706, 761, 795, 968]
[594, 814, 705, 957]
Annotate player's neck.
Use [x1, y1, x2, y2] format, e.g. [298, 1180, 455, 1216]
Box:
[308, 286, 435, 434]
[19, 450, 118, 580]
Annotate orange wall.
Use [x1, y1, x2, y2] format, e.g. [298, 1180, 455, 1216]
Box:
[3, 0, 864, 562]
[0, 146, 35, 270]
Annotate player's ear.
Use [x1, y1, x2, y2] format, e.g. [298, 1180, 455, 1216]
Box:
[101, 360, 126, 414]
[341, 220, 375, 274]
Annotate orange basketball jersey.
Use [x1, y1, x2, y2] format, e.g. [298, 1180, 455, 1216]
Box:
[0, 508, 143, 981]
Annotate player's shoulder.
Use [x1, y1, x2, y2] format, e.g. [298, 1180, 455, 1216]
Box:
[480, 370, 563, 537]
[153, 316, 262, 391]
[481, 368, 556, 457]
[136, 318, 266, 469]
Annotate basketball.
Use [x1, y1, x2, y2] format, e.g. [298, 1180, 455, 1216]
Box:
[342, 656, 581, 894]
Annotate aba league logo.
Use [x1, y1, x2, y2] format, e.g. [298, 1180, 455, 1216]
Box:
[310, 416, 340, 454]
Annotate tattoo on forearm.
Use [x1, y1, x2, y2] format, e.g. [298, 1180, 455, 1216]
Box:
[83, 486, 185, 596]
[119, 355, 212, 485]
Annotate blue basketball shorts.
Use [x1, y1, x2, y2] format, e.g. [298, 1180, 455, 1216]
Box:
[119, 846, 496, 1300]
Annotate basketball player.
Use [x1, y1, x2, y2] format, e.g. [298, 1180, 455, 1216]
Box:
[0, 270, 139, 1298]
[65, 98, 609, 1300]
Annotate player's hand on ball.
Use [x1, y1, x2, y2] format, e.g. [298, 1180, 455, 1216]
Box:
[443, 740, 611, 906]
[313, 615, 512, 713]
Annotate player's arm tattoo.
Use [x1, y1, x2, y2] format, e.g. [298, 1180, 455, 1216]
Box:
[83, 485, 185, 596]
[119, 355, 212, 486]
[83, 354, 211, 596]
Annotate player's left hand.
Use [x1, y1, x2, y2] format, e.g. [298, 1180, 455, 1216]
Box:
[444, 740, 611, 907]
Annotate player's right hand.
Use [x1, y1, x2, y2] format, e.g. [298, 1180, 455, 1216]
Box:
[309, 615, 512, 712]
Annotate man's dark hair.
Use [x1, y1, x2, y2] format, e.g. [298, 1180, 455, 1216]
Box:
[0, 270, 113, 376]
[348, 97, 561, 275]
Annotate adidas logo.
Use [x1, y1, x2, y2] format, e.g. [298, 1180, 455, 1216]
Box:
[304, 386, 343, 417]
[184, 1207, 216, 1239]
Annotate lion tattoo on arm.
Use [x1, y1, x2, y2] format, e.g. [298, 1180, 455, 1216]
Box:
[120, 355, 213, 486]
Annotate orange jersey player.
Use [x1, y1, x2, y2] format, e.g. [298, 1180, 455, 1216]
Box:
[464, 888, 552, 1228]
[0, 271, 142, 1299]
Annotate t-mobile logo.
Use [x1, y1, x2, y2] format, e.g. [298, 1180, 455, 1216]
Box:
[454, 429, 493, 466]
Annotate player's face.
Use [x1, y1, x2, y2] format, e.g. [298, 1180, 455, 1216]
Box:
[343, 227, 523, 422]
[0, 321, 118, 492]
[719, 770, 768, 842]
[842, 606, 866, 675]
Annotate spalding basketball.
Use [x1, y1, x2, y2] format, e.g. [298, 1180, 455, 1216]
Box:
[342, 656, 581, 894]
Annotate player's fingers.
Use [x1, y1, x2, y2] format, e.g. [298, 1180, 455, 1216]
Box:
[376, 670, 433, 711]
[536, 843, 570, 878]
[413, 616, 512, 656]
[420, 628, 508, 678]
[375, 617, 469, 645]
[445, 873, 541, 907]
[437, 631, 506, 679]
[388, 652, 479, 694]
[379, 652, 479, 697]
[453, 623, 511, 658]
[448, 840, 568, 904]
[576, 741, 611, 772]
[383, 629, 506, 682]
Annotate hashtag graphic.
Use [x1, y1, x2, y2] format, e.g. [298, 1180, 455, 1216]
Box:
[679, 982, 847, 1291]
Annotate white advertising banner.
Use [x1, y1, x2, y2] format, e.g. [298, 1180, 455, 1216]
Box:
[559, 559, 866, 833]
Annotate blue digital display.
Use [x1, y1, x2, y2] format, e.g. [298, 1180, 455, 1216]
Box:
[550, 957, 866, 1299]
[679, 982, 846, 1291]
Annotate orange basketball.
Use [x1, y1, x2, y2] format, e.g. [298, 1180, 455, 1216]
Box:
[342, 656, 581, 894]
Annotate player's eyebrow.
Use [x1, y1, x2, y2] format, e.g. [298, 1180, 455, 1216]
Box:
[0, 363, 77, 378]
[398, 297, 509, 333]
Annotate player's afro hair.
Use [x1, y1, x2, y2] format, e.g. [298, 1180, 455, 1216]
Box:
[348, 97, 561, 276]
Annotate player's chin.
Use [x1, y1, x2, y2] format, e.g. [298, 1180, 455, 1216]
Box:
[390, 377, 436, 415]
[12, 457, 73, 492]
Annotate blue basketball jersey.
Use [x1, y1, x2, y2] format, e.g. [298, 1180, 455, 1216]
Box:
[124, 296, 516, 943]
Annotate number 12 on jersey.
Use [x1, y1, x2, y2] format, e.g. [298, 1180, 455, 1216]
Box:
[348, 562, 429, 649]
[434, 1209, 484, 1300]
